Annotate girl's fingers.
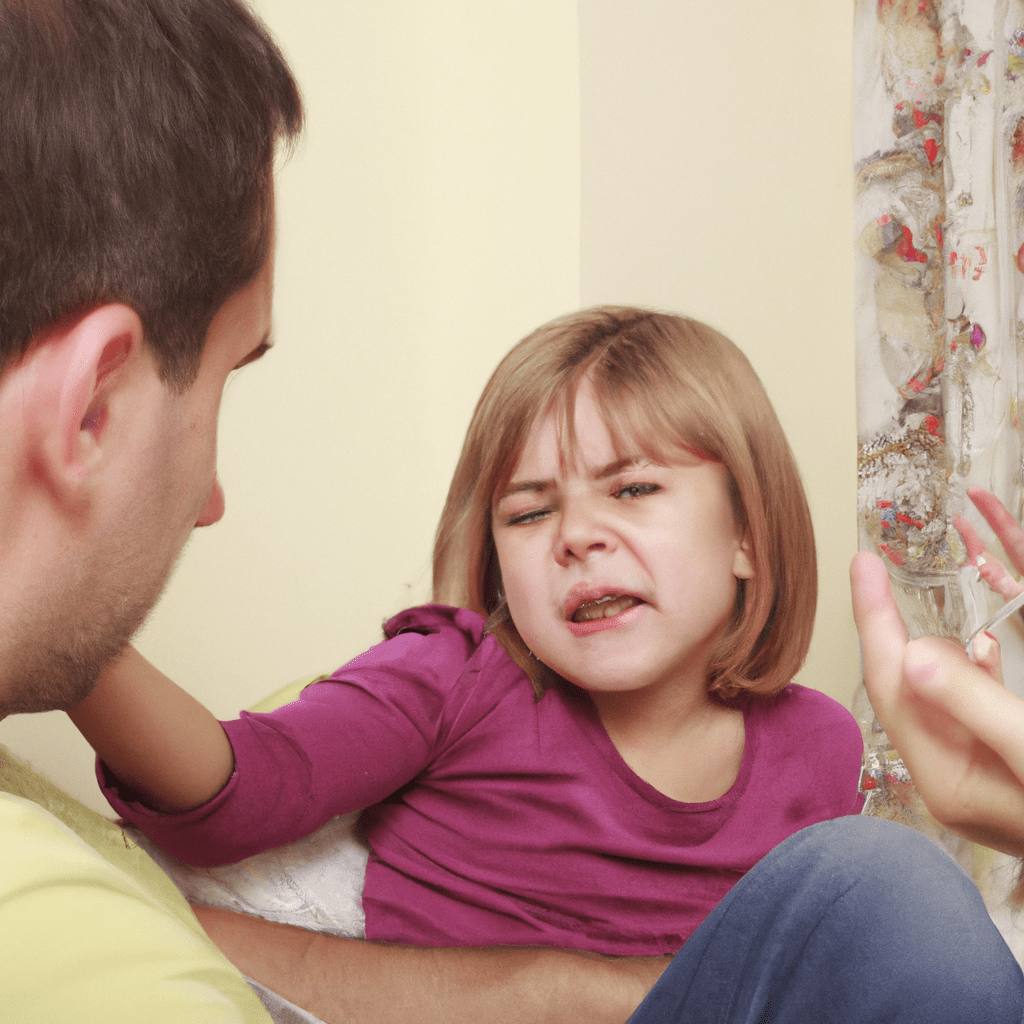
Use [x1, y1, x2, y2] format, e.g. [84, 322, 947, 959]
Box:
[970, 631, 1003, 685]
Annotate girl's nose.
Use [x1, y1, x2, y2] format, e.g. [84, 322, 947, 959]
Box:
[554, 498, 613, 567]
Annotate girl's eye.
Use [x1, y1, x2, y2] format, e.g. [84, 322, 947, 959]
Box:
[614, 482, 660, 500]
[506, 507, 551, 527]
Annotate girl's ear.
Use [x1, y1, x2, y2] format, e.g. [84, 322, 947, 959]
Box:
[21, 304, 145, 495]
[732, 532, 755, 580]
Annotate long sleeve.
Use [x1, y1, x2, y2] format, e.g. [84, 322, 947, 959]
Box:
[101, 606, 485, 866]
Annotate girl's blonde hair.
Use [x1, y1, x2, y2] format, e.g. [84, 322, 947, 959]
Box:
[433, 306, 816, 703]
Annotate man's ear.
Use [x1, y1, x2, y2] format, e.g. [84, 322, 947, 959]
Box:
[20, 304, 146, 492]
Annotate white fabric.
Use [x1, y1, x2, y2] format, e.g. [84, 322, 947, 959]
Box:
[127, 813, 369, 1024]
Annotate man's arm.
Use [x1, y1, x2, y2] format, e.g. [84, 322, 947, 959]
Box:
[850, 550, 1024, 855]
[192, 905, 668, 1024]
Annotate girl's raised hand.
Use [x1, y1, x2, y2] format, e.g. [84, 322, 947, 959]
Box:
[851, 551, 1024, 857]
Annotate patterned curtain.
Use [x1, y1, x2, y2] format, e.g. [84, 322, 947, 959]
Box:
[855, 0, 1024, 639]
[854, 0, 1024, 953]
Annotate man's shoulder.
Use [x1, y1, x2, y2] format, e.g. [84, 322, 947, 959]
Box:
[0, 785, 165, 894]
[0, 742, 178, 885]
[0, 755, 271, 1023]
[0, 787, 128, 898]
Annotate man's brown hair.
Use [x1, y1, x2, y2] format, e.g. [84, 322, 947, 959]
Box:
[0, 0, 303, 388]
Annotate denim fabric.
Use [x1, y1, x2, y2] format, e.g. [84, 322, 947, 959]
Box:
[631, 816, 1024, 1023]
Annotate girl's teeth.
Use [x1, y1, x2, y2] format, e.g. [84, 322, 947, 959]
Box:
[573, 595, 640, 622]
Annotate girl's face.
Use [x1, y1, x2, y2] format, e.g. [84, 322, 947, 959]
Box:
[491, 382, 754, 705]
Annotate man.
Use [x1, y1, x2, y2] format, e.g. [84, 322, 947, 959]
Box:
[0, 0, 298, 1018]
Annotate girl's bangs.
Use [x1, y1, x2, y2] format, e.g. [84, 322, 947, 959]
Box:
[557, 372, 721, 469]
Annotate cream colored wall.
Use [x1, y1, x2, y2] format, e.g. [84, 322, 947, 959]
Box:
[2, 0, 861, 816]
[0, 0, 581, 814]
[579, 1, 861, 709]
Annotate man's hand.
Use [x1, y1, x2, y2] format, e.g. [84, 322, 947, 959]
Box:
[191, 904, 669, 1024]
[955, 487, 1024, 602]
[851, 550, 1024, 856]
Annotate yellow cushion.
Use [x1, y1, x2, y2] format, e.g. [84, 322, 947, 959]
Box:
[246, 674, 329, 715]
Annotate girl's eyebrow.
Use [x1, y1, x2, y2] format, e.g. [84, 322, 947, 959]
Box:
[595, 456, 648, 479]
[496, 479, 553, 503]
[496, 457, 649, 503]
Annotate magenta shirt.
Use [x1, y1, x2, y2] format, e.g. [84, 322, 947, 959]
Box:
[102, 605, 864, 956]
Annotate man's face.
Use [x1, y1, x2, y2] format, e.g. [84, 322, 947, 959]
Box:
[139, 254, 276, 587]
[1, 258, 274, 717]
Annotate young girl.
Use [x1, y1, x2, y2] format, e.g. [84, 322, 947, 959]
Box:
[70, 307, 864, 956]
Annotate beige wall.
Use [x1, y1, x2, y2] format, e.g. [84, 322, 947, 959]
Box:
[0, 0, 860, 815]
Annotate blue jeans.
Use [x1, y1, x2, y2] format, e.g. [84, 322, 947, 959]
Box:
[630, 816, 1024, 1023]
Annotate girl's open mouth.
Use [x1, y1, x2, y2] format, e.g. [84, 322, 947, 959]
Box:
[570, 594, 643, 623]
